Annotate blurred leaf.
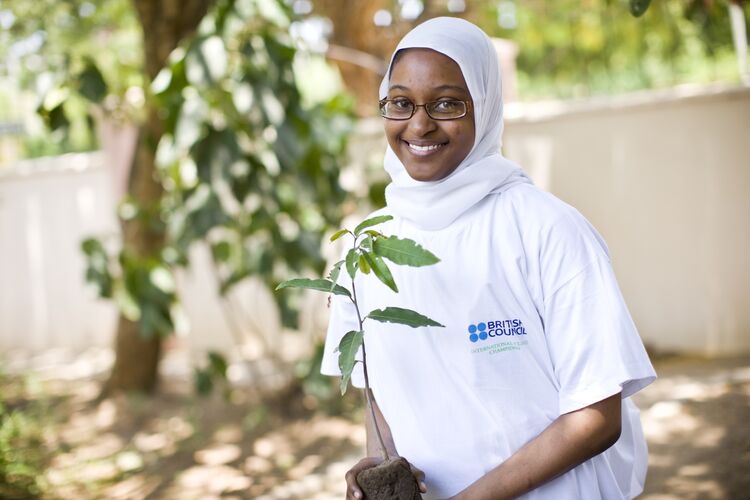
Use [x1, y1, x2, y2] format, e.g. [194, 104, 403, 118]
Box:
[186, 35, 228, 85]
[354, 215, 393, 236]
[76, 59, 108, 102]
[39, 102, 69, 132]
[629, 0, 652, 17]
[81, 237, 114, 298]
[366, 307, 444, 328]
[194, 368, 214, 396]
[372, 236, 440, 267]
[208, 351, 228, 378]
[211, 241, 232, 263]
[336, 330, 363, 395]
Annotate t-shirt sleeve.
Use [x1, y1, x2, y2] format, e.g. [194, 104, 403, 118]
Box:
[321, 290, 365, 388]
[540, 211, 656, 415]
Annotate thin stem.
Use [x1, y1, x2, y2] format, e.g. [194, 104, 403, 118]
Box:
[350, 239, 390, 462]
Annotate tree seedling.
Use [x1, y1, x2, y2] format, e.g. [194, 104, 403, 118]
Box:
[276, 214, 444, 498]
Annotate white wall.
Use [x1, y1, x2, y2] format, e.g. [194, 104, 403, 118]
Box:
[0, 152, 325, 375]
[0, 153, 118, 352]
[503, 84, 750, 356]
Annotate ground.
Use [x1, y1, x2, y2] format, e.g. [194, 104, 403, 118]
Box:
[1, 352, 749, 499]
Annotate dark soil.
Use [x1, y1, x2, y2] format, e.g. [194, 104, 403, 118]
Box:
[356, 457, 423, 500]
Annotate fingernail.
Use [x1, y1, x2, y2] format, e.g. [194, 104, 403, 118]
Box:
[354, 491, 361, 499]
[420, 481, 427, 491]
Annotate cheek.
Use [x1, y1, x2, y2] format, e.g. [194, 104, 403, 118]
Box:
[384, 122, 406, 152]
[449, 124, 475, 158]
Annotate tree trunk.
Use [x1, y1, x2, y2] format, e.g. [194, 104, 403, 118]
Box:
[104, 0, 211, 395]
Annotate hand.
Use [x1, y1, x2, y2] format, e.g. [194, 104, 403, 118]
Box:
[345, 456, 427, 499]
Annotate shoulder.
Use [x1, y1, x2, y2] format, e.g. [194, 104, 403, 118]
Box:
[496, 183, 610, 260]
[498, 183, 580, 225]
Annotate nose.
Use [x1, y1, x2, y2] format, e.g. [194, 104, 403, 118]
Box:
[408, 106, 437, 136]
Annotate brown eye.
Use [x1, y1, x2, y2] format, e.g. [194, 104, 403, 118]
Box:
[427, 99, 466, 119]
[391, 98, 413, 111]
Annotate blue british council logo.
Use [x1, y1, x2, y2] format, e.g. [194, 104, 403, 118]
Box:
[468, 322, 488, 343]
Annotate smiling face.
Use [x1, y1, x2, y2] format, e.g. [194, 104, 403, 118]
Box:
[384, 48, 475, 182]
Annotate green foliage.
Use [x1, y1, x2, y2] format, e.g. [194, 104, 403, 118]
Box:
[75, 58, 108, 103]
[83, 240, 178, 338]
[473, 0, 746, 99]
[150, 0, 351, 329]
[362, 251, 398, 293]
[372, 236, 440, 267]
[366, 307, 445, 328]
[354, 215, 394, 236]
[337, 330, 364, 395]
[629, 0, 652, 18]
[81, 237, 114, 298]
[276, 278, 351, 298]
[78, 0, 352, 340]
[193, 350, 230, 398]
[1, 0, 142, 153]
[0, 403, 46, 498]
[277, 214, 444, 396]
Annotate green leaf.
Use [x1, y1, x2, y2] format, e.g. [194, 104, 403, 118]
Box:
[361, 235, 373, 251]
[345, 248, 358, 280]
[362, 252, 398, 293]
[358, 254, 370, 274]
[372, 236, 440, 267]
[276, 278, 351, 298]
[354, 215, 393, 236]
[366, 307, 444, 328]
[629, 0, 651, 17]
[336, 330, 363, 395]
[330, 229, 351, 242]
[328, 260, 344, 290]
[77, 60, 107, 103]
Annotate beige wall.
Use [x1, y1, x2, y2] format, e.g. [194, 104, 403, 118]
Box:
[503, 84, 750, 356]
[2, 85, 748, 359]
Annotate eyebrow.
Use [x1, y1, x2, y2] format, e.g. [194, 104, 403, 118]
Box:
[388, 84, 469, 94]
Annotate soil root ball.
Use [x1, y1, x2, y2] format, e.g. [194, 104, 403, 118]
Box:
[356, 457, 423, 500]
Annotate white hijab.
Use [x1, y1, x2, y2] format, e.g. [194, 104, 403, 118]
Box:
[380, 17, 531, 231]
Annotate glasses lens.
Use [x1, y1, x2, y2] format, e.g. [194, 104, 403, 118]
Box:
[381, 99, 414, 119]
[426, 100, 466, 119]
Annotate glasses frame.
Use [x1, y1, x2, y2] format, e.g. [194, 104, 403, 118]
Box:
[378, 98, 472, 121]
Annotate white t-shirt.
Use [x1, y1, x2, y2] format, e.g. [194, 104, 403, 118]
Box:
[322, 184, 656, 499]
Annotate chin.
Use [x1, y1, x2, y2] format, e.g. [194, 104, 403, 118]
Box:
[404, 164, 456, 182]
[405, 168, 439, 182]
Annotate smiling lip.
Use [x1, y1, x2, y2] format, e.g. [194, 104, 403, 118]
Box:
[404, 140, 447, 157]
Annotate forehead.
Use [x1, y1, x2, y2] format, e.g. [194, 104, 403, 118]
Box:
[389, 48, 469, 94]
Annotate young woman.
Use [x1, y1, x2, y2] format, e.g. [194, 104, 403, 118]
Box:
[322, 17, 656, 500]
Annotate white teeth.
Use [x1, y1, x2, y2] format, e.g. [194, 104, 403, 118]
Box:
[408, 143, 443, 152]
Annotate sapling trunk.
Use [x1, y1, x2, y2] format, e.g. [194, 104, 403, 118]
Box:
[351, 249, 390, 462]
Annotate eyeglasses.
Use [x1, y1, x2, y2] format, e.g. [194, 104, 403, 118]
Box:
[379, 98, 471, 120]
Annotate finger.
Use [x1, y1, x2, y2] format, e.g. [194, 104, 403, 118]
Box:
[345, 481, 363, 500]
[410, 466, 427, 493]
[345, 468, 365, 500]
[346, 486, 363, 500]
